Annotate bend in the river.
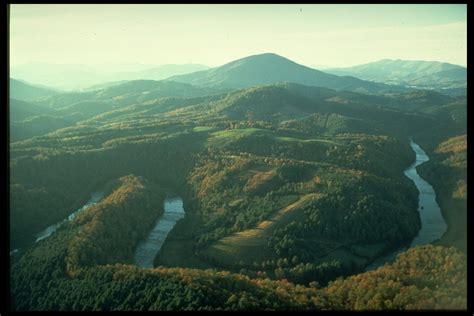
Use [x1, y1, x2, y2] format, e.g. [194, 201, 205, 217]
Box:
[10, 191, 104, 257]
[134, 197, 185, 269]
[365, 138, 447, 271]
[35, 191, 104, 243]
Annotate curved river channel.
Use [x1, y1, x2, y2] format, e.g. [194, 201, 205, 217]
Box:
[134, 198, 185, 269]
[10, 191, 104, 256]
[365, 139, 448, 270]
[11, 140, 447, 273]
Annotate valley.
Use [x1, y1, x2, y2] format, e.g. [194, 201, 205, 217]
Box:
[8, 53, 467, 311]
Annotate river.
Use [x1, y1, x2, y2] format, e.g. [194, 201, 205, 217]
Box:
[134, 197, 185, 269]
[35, 191, 104, 242]
[10, 191, 104, 256]
[364, 139, 448, 271]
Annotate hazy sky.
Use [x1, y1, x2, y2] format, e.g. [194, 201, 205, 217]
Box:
[9, 4, 467, 68]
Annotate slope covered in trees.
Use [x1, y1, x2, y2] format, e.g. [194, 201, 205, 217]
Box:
[168, 53, 410, 94]
[65, 175, 165, 274]
[9, 77, 466, 310]
[11, 219, 467, 312]
[9, 78, 60, 101]
[416, 135, 467, 252]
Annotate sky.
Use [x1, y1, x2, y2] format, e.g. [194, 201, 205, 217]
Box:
[9, 4, 467, 68]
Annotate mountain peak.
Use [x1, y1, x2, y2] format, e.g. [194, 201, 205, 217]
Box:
[223, 52, 297, 68]
[242, 52, 289, 60]
[167, 53, 409, 94]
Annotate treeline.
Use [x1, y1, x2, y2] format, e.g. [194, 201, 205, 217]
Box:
[9, 80, 466, 310]
[188, 144, 419, 253]
[10, 131, 205, 249]
[269, 175, 419, 256]
[11, 232, 467, 311]
[323, 245, 467, 310]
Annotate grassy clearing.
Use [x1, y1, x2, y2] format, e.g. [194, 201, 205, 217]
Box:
[211, 128, 268, 139]
[202, 193, 323, 266]
[243, 169, 280, 195]
[275, 136, 344, 146]
[206, 128, 269, 147]
[192, 126, 215, 132]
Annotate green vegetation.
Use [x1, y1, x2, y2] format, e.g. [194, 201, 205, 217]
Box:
[11, 222, 467, 311]
[417, 135, 467, 252]
[10, 78, 60, 101]
[323, 245, 466, 310]
[66, 175, 165, 274]
[169, 53, 409, 94]
[10, 74, 466, 310]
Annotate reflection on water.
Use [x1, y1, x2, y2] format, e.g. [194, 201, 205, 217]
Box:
[134, 198, 185, 269]
[34, 191, 104, 243]
[405, 140, 447, 247]
[365, 139, 447, 271]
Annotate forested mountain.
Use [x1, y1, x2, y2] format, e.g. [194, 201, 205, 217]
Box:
[8, 80, 229, 142]
[9, 64, 467, 310]
[9, 98, 73, 142]
[325, 59, 466, 96]
[9, 98, 55, 121]
[168, 53, 411, 94]
[9, 78, 61, 101]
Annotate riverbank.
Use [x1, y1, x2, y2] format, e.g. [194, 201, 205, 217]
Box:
[364, 139, 448, 271]
[9, 191, 105, 261]
[416, 134, 467, 252]
[134, 197, 185, 268]
[153, 139, 449, 282]
[35, 191, 104, 242]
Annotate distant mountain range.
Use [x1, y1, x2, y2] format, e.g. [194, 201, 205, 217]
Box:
[11, 55, 464, 96]
[10, 62, 210, 91]
[167, 53, 411, 95]
[9, 78, 61, 101]
[324, 59, 466, 96]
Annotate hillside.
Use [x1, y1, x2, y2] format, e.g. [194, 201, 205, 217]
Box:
[168, 53, 410, 95]
[8, 80, 229, 142]
[11, 194, 467, 310]
[9, 79, 466, 311]
[9, 98, 55, 121]
[9, 98, 75, 142]
[11, 62, 210, 91]
[10, 78, 60, 101]
[417, 135, 467, 252]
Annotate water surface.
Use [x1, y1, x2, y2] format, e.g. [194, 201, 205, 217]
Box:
[134, 198, 185, 268]
[35, 191, 104, 242]
[365, 139, 447, 270]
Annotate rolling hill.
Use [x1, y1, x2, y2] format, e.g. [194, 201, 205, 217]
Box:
[167, 53, 411, 95]
[9, 98, 55, 121]
[10, 78, 61, 101]
[11, 62, 210, 91]
[9, 72, 466, 310]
